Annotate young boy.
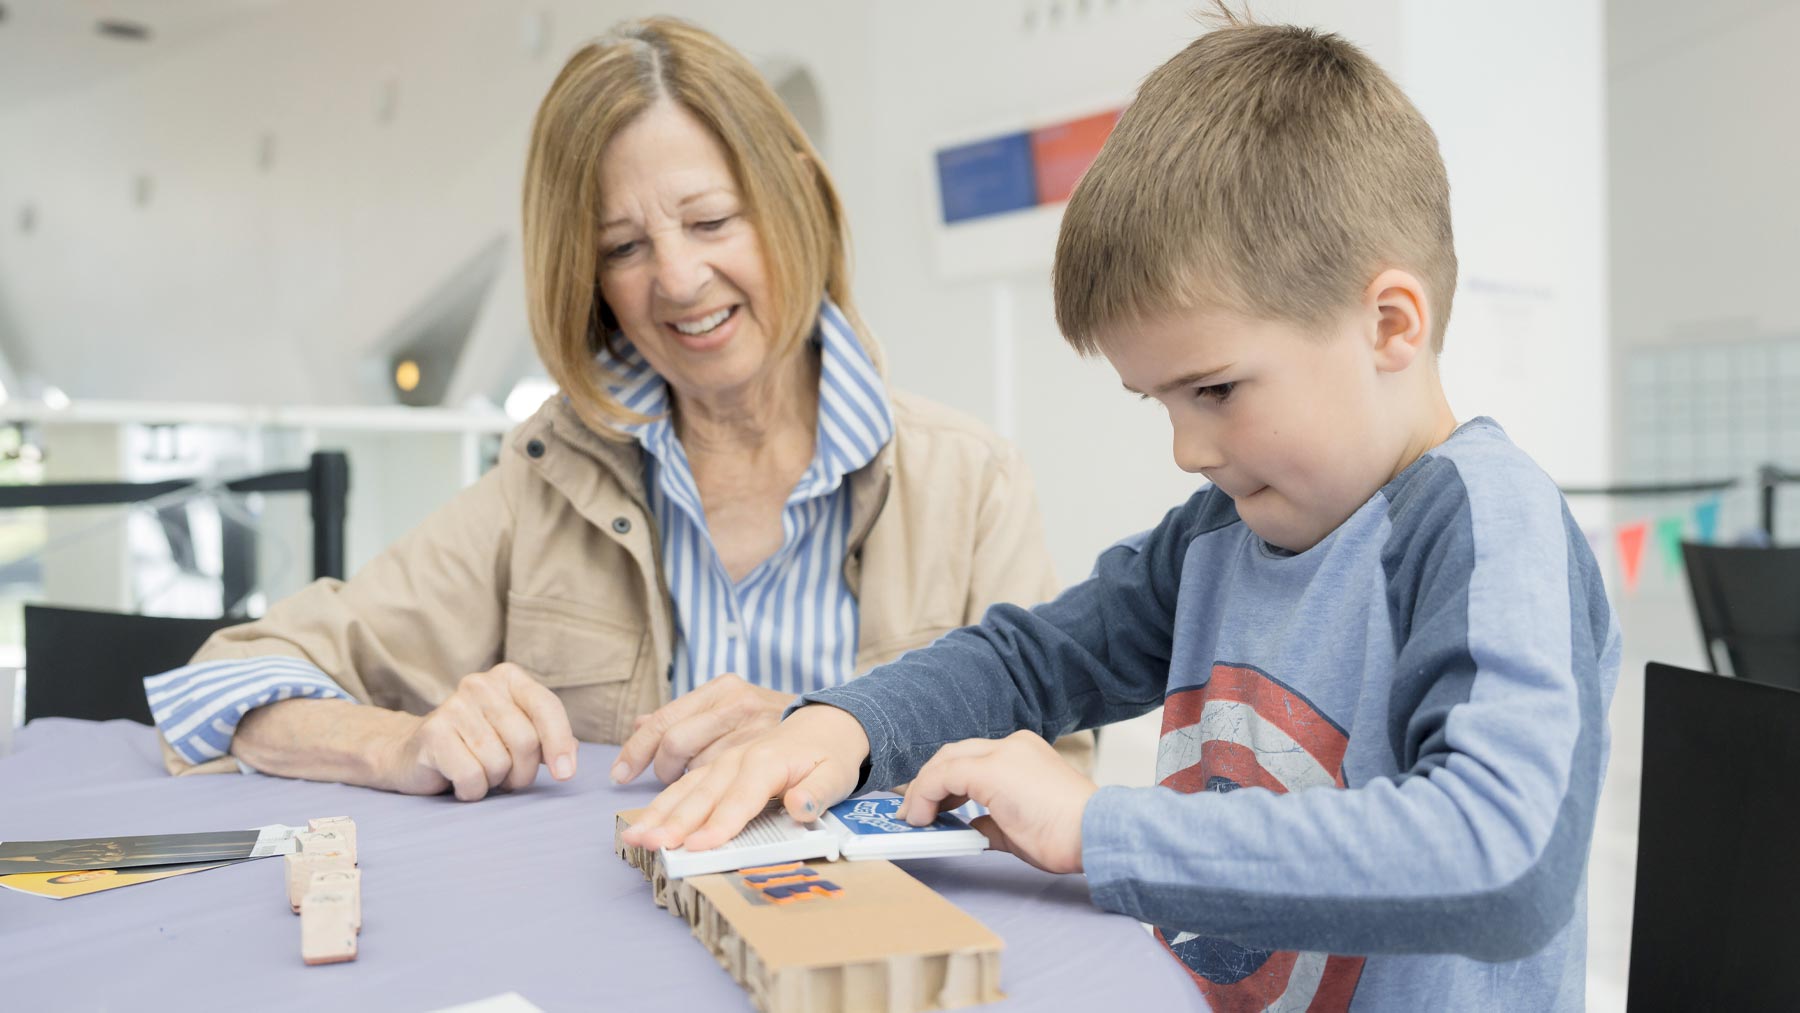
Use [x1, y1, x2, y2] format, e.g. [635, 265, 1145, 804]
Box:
[623, 13, 1619, 1011]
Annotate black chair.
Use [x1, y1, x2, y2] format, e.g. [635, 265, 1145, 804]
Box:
[22, 605, 239, 724]
[5, 451, 350, 725]
[1680, 541, 1800, 691]
[1627, 662, 1800, 1010]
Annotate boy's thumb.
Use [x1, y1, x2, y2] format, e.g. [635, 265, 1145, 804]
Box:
[783, 759, 854, 824]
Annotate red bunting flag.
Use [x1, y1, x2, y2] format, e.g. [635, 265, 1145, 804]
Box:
[1617, 521, 1649, 591]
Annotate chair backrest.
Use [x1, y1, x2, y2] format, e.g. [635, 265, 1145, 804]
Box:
[22, 605, 238, 725]
[1680, 541, 1800, 690]
[1628, 662, 1800, 1010]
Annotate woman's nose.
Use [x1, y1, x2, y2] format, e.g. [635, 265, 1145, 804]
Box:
[652, 239, 711, 304]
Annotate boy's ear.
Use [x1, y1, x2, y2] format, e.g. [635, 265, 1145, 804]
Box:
[1364, 268, 1431, 374]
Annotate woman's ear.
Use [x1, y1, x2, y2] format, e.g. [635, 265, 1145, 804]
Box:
[1364, 268, 1431, 374]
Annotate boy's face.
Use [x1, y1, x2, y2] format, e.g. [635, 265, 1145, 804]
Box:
[1102, 301, 1410, 553]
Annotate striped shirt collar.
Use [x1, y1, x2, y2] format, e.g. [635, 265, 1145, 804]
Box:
[602, 298, 895, 499]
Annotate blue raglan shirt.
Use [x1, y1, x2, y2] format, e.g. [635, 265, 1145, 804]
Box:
[799, 417, 1620, 1011]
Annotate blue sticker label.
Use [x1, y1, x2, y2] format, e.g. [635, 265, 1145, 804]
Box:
[828, 797, 970, 836]
[935, 132, 1038, 224]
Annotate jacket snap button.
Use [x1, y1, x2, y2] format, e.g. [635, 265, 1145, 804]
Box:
[526, 439, 545, 459]
[611, 517, 632, 535]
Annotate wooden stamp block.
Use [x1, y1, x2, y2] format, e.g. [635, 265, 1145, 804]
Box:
[308, 868, 362, 932]
[286, 850, 353, 912]
[296, 827, 356, 866]
[300, 886, 359, 966]
[307, 817, 357, 859]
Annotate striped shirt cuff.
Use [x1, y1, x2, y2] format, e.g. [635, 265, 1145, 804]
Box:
[144, 657, 354, 765]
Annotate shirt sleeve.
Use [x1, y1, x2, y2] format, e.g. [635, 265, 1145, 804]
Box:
[1080, 459, 1621, 962]
[144, 658, 354, 766]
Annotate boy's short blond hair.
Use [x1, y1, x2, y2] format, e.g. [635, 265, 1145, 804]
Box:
[1054, 12, 1456, 354]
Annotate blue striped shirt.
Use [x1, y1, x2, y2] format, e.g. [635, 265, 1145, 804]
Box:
[612, 298, 893, 697]
[145, 298, 893, 765]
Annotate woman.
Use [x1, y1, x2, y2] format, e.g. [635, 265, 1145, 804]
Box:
[144, 18, 1087, 799]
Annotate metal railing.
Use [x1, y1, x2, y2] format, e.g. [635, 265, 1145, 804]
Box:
[0, 450, 349, 611]
[1559, 465, 1800, 541]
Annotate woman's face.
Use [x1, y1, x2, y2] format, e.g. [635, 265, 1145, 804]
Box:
[596, 101, 779, 407]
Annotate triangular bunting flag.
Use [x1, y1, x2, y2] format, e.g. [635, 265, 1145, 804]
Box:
[1693, 497, 1721, 544]
[1617, 521, 1648, 591]
[1655, 515, 1685, 573]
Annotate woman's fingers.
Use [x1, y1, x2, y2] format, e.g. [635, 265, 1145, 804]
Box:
[614, 686, 712, 783]
[652, 709, 738, 785]
[503, 668, 577, 781]
[452, 710, 513, 792]
[615, 674, 793, 786]
[421, 719, 491, 802]
[474, 690, 546, 792]
[688, 726, 760, 771]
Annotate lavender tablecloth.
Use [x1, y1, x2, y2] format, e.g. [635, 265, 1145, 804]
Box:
[0, 718, 1202, 1012]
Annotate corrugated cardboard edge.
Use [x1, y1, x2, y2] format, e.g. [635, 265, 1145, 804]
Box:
[614, 811, 1004, 1013]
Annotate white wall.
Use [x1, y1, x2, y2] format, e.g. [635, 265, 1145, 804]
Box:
[0, 0, 1608, 583]
[846, 0, 1608, 581]
[1608, 0, 1800, 665]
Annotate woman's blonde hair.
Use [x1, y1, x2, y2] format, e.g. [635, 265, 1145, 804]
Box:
[522, 17, 862, 436]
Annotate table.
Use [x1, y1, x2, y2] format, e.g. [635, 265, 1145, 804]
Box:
[1, 719, 1203, 1012]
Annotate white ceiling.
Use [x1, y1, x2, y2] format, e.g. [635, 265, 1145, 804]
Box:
[0, 0, 286, 110]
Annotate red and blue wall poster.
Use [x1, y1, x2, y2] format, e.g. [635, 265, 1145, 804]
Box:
[934, 108, 1121, 225]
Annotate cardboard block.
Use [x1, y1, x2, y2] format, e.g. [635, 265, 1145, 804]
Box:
[615, 809, 1003, 1012]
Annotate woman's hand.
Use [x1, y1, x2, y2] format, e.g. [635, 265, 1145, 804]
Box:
[619, 704, 870, 852]
[377, 663, 579, 801]
[900, 730, 1097, 874]
[610, 673, 795, 786]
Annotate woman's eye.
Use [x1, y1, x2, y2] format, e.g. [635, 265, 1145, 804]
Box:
[1195, 382, 1236, 403]
[694, 216, 732, 232]
[604, 241, 639, 261]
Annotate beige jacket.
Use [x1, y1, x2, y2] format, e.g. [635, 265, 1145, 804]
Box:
[166, 389, 1090, 776]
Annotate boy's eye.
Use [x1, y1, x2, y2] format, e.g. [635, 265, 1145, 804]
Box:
[1195, 382, 1237, 403]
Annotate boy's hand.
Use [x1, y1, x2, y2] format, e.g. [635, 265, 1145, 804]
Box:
[899, 730, 1097, 874]
[618, 704, 870, 853]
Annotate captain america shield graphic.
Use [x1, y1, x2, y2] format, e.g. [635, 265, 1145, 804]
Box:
[1152, 662, 1365, 1012]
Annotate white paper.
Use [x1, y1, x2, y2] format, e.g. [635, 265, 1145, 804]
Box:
[248, 824, 309, 858]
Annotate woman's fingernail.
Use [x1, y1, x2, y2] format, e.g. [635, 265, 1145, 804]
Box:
[608, 761, 627, 783]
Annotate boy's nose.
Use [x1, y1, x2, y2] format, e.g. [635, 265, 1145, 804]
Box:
[1172, 431, 1222, 475]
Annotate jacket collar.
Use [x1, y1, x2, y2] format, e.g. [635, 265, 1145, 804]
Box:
[513, 300, 899, 593]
